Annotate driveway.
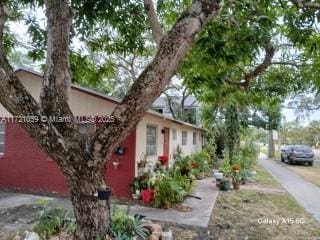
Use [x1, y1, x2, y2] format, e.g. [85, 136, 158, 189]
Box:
[259, 155, 320, 223]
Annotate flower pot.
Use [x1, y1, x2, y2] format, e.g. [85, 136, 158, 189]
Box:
[98, 188, 111, 200]
[112, 161, 120, 169]
[214, 172, 223, 179]
[141, 189, 155, 203]
[232, 181, 240, 190]
[132, 193, 140, 200]
[219, 180, 230, 191]
[216, 178, 221, 187]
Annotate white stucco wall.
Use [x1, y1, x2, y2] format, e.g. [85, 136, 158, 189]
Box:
[0, 71, 115, 117]
[135, 114, 204, 175]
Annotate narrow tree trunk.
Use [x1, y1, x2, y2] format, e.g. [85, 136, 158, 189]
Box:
[67, 170, 110, 240]
[268, 129, 275, 158]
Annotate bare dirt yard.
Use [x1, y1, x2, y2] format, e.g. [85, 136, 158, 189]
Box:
[0, 204, 40, 239]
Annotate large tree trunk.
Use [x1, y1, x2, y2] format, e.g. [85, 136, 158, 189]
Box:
[67, 168, 110, 239]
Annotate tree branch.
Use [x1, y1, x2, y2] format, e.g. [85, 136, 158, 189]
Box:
[224, 41, 275, 89]
[290, 0, 320, 10]
[91, 0, 223, 168]
[0, 2, 76, 174]
[41, 0, 74, 119]
[243, 41, 275, 88]
[271, 61, 309, 68]
[282, 105, 320, 110]
[144, 0, 164, 48]
[163, 92, 177, 119]
[0, 3, 5, 54]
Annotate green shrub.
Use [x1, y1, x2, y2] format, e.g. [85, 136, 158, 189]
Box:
[153, 176, 186, 208]
[152, 167, 194, 208]
[191, 151, 210, 174]
[34, 208, 75, 239]
[110, 206, 150, 240]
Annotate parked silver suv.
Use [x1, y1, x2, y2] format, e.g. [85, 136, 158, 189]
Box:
[281, 145, 315, 166]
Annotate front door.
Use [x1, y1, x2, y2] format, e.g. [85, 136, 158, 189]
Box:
[163, 127, 170, 158]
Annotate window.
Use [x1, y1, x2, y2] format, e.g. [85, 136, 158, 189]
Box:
[78, 122, 96, 135]
[146, 125, 157, 156]
[0, 123, 5, 156]
[172, 128, 177, 140]
[193, 131, 197, 145]
[153, 108, 164, 114]
[182, 131, 187, 146]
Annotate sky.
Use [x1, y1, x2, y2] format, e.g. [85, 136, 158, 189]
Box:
[282, 108, 320, 125]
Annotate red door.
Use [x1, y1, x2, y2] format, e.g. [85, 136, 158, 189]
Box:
[163, 127, 170, 158]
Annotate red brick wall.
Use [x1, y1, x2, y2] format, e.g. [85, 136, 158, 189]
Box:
[0, 122, 136, 198]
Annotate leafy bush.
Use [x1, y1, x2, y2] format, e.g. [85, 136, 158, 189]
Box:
[110, 206, 150, 240]
[191, 151, 210, 176]
[153, 176, 186, 208]
[238, 169, 252, 183]
[34, 208, 75, 239]
[153, 166, 194, 208]
[233, 142, 259, 170]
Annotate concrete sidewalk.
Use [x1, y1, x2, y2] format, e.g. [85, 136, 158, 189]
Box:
[0, 178, 219, 228]
[259, 155, 320, 223]
[0, 192, 52, 210]
[126, 178, 219, 227]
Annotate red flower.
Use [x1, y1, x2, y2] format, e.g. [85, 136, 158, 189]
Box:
[158, 156, 169, 165]
[191, 160, 198, 169]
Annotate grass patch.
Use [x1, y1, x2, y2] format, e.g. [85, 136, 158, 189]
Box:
[209, 189, 320, 239]
[285, 165, 320, 188]
[253, 165, 281, 188]
[34, 198, 50, 206]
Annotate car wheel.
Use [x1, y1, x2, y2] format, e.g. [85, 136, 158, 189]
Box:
[308, 162, 313, 166]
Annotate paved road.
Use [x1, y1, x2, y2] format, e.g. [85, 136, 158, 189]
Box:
[259, 155, 320, 223]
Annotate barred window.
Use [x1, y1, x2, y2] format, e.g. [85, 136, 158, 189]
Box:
[146, 125, 157, 156]
[193, 131, 197, 145]
[182, 131, 187, 146]
[172, 128, 177, 140]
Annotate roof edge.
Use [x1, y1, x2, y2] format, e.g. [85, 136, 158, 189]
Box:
[14, 68, 205, 131]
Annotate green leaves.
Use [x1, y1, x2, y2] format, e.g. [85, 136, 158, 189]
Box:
[70, 52, 116, 93]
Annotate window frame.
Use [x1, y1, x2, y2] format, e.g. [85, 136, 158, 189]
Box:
[153, 108, 164, 114]
[193, 131, 197, 145]
[146, 125, 157, 156]
[0, 123, 5, 156]
[182, 131, 187, 146]
[172, 128, 177, 141]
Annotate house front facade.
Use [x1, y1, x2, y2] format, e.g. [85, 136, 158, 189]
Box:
[0, 69, 205, 198]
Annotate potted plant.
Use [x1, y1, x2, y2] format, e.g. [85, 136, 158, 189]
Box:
[219, 178, 231, 191]
[232, 172, 241, 190]
[158, 155, 169, 166]
[112, 159, 120, 169]
[231, 163, 241, 190]
[138, 154, 148, 168]
[141, 188, 155, 203]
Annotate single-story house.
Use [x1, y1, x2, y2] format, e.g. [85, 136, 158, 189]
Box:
[0, 68, 205, 198]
